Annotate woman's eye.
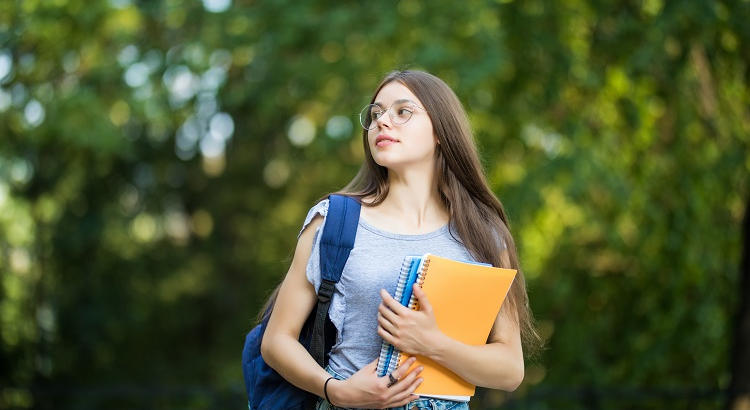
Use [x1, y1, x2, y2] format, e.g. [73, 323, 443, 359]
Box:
[397, 108, 413, 116]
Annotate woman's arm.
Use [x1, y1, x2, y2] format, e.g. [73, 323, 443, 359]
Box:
[260, 215, 331, 396]
[260, 214, 424, 407]
[426, 294, 525, 391]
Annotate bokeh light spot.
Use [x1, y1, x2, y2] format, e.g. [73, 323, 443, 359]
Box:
[0, 49, 13, 82]
[326, 115, 352, 140]
[202, 0, 231, 13]
[109, 100, 131, 126]
[191, 210, 214, 238]
[130, 213, 159, 243]
[288, 116, 315, 147]
[23, 99, 45, 127]
[124, 62, 150, 88]
[209, 112, 234, 140]
[263, 159, 290, 188]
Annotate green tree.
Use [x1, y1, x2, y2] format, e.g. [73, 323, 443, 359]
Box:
[0, 0, 748, 408]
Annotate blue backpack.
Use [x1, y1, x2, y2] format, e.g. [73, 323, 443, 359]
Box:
[242, 194, 361, 410]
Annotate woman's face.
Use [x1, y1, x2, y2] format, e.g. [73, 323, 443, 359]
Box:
[366, 82, 437, 170]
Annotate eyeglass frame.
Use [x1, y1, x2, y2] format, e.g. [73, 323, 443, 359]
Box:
[358, 99, 426, 130]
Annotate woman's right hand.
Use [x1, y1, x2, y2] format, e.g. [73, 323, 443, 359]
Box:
[328, 357, 424, 409]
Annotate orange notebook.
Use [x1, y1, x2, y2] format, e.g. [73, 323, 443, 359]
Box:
[381, 254, 517, 401]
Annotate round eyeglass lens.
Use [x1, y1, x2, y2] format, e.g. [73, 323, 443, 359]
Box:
[359, 104, 379, 130]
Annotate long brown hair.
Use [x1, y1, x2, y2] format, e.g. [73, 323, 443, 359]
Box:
[259, 70, 541, 357]
[336, 70, 541, 357]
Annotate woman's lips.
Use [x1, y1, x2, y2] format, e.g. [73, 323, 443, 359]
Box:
[375, 135, 399, 148]
[376, 139, 398, 147]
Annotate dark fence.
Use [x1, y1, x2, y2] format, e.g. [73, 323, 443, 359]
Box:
[0, 385, 727, 409]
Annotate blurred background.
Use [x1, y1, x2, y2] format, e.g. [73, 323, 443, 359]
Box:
[1, 0, 749, 408]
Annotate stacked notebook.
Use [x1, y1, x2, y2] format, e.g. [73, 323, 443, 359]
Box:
[375, 254, 517, 401]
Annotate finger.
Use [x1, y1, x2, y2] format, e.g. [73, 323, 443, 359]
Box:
[383, 370, 420, 403]
[413, 284, 433, 313]
[380, 356, 416, 389]
[377, 326, 396, 346]
[392, 356, 418, 380]
[380, 359, 420, 394]
[386, 378, 423, 407]
[378, 302, 400, 323]
[392, 364, 419, 386]
[380, 289, 408, 313]
[390, 365, 423, 394]
[387, 389, 421, 408]
[377, 314, 398, 336]
[391, 370, 423, 398]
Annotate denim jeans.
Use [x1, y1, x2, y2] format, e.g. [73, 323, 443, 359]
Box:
[316, 366, 470, 410]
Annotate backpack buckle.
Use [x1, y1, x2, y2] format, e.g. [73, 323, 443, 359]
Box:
[318, 280, 335, 303]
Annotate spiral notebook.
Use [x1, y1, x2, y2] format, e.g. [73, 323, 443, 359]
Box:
[375, 253, 517, 401]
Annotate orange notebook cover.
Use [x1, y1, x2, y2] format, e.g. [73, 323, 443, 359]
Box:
[398, 254, 517, 400]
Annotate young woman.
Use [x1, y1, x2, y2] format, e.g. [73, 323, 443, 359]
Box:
[260, 70, 539, 409]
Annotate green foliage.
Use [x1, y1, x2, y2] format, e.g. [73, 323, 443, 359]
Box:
[1, 0, 748, 408]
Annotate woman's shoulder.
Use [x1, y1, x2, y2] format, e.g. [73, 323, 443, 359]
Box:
[298, 194, 378, 239]
[298, 198, 330, 239]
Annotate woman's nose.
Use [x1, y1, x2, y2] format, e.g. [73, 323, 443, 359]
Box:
[374, 111, 393, 129]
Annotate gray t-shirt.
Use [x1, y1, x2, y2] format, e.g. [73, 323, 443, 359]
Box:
[299, 199, 477, 378]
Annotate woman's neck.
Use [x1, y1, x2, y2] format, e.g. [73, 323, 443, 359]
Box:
[367, 164, 449, 232]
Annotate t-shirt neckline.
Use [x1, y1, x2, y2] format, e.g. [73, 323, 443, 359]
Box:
[357, 217, 450, 240]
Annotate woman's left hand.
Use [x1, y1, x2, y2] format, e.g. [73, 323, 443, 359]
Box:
[377, 284, 444, 356]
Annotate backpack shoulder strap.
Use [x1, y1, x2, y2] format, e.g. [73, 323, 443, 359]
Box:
[309, 194, 360, 367]
[319, 194, 361, 285]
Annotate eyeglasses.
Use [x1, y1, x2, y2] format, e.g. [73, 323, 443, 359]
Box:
[359, 100, 425, 130]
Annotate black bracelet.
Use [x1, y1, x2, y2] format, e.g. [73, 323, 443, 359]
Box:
[323, 376, 334, 405]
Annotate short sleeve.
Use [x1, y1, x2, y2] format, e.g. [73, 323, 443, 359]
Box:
[299, 199, 329, 292]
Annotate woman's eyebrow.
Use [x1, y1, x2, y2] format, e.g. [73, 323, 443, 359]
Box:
[373, 98, 418, 107]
